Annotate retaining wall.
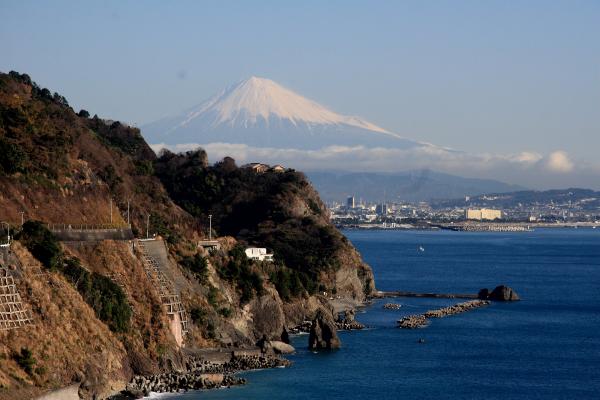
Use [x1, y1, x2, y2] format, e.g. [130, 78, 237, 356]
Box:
[50, 228, 134, 241]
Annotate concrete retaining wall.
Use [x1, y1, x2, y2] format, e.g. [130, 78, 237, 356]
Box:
[51, 228, 134, 242]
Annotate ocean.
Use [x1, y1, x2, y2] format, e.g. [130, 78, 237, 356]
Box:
[158, 229, 600, 399]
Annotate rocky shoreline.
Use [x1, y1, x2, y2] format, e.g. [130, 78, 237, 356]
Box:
[110, 288, 516, 398]
[335, 309, 365, 330]
[397, 299, 490, 329]
[112, 353, 291, 399]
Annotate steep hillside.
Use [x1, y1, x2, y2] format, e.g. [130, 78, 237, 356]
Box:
[154, 151, 375, 300]
[0, 71, 375, 398]
[0, 71, 194, 239]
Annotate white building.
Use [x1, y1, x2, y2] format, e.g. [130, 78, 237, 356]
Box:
[465, 208, 503, 221]
[245, 247, 274, 262]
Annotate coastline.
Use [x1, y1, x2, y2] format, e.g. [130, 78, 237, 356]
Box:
[112, 294, 372, 399]
[339, 222, 600, 231]
[113, 351, 290, 399]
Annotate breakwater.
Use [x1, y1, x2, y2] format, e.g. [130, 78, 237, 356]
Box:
[118, 353, 290, 398]
[438, 223, 532, 232]
[374, 290, 478, 299]
[397, 299, 490, 329]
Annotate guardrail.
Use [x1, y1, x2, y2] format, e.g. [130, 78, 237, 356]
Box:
[47, 223, 131, 231]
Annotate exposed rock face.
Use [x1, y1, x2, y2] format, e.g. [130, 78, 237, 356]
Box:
[249, 288, 286, 341]
[308, 308, 341, 350]
[335, 309, 365, 330]
[488, 285, 520, 301]
[269, 341, 295, 354]
[478, 288, 489, 299]
[331, 248, 376, 301]
[343, 309, 355, 322]
[256, 336, 294, 354]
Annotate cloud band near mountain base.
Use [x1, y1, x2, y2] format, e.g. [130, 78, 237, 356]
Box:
[150, 142, 596, 190]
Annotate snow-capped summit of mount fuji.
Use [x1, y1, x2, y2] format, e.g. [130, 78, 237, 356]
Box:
[142, 77, 428, 150]
[195, 76, 391, 132]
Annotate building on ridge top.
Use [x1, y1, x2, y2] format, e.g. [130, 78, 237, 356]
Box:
[241, 163, 286, 174]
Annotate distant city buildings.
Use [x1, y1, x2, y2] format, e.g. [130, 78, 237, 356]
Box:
[347, 196, 355, 209]
[375, 203, 388, 216]
[328, 191, 599, 226]
[465, 208, 503, 221]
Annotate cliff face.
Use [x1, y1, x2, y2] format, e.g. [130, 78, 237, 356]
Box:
[154, 150, 375, 302]
[0, 71, 375, 398]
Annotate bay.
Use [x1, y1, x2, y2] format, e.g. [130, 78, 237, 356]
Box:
[160, 229, 600, 399]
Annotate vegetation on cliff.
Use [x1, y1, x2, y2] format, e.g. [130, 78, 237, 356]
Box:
[18, 221, 131, 333]
[154, 149, 371, 298]
[0, 71, 194, 239]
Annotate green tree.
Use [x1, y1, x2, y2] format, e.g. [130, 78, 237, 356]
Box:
[0, 137, 27, 175]
[18, 221, 62, 269]
[14, 348, 36, 375]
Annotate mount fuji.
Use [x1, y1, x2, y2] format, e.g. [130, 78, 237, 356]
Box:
[142, 77, 432, 150]
[141, 77, 533, 200]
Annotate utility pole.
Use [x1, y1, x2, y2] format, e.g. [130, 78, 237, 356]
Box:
[127, 200, 130, 227]
[20, 211, 24, 226]
[146, 214, 150, 239]
[110, 198, 113, 224]
[208, 214, 212, 240]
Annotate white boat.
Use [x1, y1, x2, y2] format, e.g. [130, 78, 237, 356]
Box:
[418, 246, 425, 252]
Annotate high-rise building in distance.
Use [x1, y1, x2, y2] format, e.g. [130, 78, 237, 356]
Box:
[347, 196, 355, 209]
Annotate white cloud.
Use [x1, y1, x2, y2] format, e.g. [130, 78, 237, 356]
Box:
[545, 150, 574, 173]
[511, 151, 543, 164]
[149, 142, 594, 189]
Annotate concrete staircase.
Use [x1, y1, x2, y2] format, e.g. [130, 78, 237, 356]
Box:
[136, 240, 188, 338]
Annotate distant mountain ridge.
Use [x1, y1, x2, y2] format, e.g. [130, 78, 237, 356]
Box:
[433, 188, 600, 209]
[306, 170, 526, 203]
[142, 77, 432, 150]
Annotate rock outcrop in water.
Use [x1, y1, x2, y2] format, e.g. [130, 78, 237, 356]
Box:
[479, 285, 520, 301]
[383, 303, 402, 310]
[308, 308, 341, 350]
[397, 314, 428, 329]
[336, 309, 365, 330]
[258, 335, 296, 354]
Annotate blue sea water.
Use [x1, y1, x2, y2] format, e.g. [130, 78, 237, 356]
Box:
[162, 229, 600, 399]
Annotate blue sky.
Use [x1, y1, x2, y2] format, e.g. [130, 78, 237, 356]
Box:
[1, 1, 599, 187]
